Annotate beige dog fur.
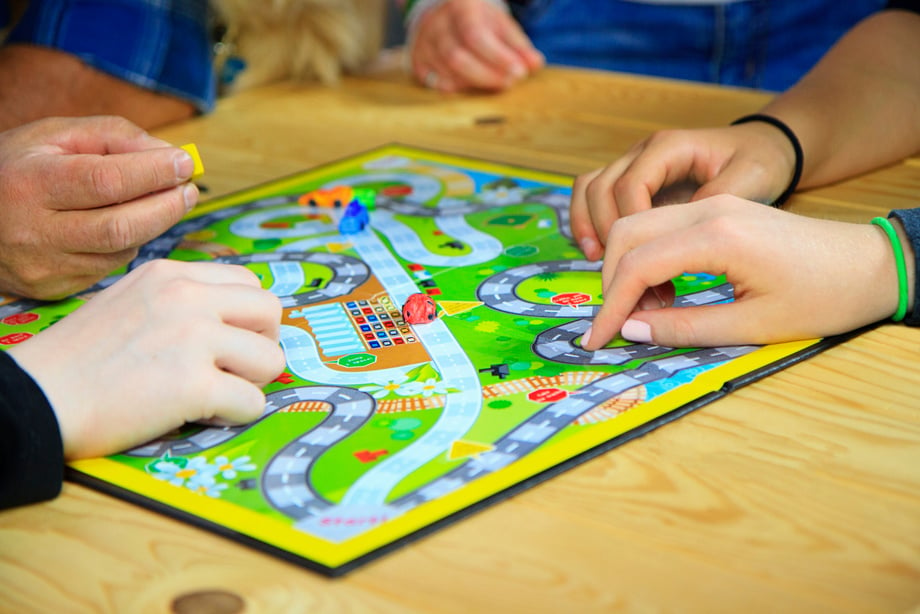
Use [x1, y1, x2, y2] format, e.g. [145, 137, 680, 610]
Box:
[211, 0, 387, 93]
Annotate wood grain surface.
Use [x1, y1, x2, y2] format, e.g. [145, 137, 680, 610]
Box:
[1, 64, 918, 614]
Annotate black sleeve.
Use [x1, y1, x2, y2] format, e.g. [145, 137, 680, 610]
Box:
[886, 0, 920, 13]
[0, 351, 64, 511]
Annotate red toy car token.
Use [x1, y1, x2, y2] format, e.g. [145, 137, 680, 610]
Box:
[402, 293, 438, 324]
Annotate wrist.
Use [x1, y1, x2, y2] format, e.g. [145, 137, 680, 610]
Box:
[890, 217, 917, 314]
[887, 210, 920, 325]
[871, 217, 913, 322]
[6, 342, 75, 459]
[731, 114, 803, 208]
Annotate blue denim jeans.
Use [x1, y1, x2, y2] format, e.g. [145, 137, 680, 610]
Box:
[508, 0, 886, 90]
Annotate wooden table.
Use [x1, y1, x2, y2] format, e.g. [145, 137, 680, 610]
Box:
[2, 63, 919, 614]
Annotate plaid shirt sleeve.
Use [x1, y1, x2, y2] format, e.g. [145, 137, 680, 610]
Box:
[5, 0, 215, 113]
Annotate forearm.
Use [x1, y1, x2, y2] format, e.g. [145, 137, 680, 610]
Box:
[0, 44, 195, 131]
[761, 10, 920, 189]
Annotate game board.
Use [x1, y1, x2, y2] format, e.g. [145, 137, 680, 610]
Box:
[0, 145, 834, 575]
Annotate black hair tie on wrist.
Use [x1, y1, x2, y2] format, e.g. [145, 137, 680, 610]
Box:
[731, 113, 804, 208]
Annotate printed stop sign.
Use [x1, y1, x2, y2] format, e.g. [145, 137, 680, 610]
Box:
[527, 388, 568, 403]
[551, 292, 591, 306]
[1, 312, 38, 326]
[0, 332, 33, 345]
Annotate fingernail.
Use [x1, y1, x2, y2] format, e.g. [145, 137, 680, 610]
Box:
[637, 293, 660, 311]
[510, 63, 527, 79]
[175, 151, 194, 180]
[581, 325, 592, 348]
[182, 183, 199, 212]
[579, 237, 598, 257]
[621, 319, 652, 344]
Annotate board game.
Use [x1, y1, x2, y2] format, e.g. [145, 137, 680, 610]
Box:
[0, 145, 832, 575]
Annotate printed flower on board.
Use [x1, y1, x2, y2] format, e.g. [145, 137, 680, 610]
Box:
[359, 372, 412, 399]
[213, 455, 257, 480]
[151, 455, 218, 487]
[398, 378, 449, 398]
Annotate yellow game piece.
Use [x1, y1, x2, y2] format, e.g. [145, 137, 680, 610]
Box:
[180, 143, 205, 180]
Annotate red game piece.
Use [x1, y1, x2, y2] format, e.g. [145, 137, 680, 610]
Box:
[402, 293, 438, 324]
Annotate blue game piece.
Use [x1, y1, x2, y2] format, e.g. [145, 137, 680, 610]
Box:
[338, 200, 370, 235]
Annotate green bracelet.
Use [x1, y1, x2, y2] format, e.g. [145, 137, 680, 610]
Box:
[871, 216, 909, 322]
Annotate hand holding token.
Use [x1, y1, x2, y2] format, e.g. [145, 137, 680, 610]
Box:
[0, 116, 200, 299]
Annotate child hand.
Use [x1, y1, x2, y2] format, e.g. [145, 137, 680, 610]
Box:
[8, 260, 286, 459]
[581, 195, 905, 349]
[570, 122, 798, 261]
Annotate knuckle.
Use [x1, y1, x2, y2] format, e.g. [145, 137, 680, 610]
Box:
[98, 115, 143, 139]
[442, 47, 468, 72]
[265, 290, 283, 315]
[616, 247, 644, 277]
[668, 315, 701, 347]
[611, 174, 640, 204]
[606, 215, 632, 248]
[264, 345, 287, 381]
[218, 262, 261, 288]
[572, 172, 591, 193]
[90, 163, 127, 204]
[138, 261, 193, 299]
[137, 258, 180, 279]
[585, 174, 611, 203]
[14, 262, 54, 288]
[456, 21, 484, 46]
[701, 212, 745, 246]
[97, 214, 138, 252]
[238, 264, 264, 287]
[646, 129, 681, 146]
[159, 288, 213, 329]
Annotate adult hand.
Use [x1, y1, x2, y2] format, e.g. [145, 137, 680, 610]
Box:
[8, 259, 286, 459]
[581, 195, 904, 350]
[0, 116, 199, 299]
[570, 122, 797, 261]
[409, 0, 544, 92]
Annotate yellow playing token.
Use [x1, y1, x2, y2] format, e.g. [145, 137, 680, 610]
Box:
[180, 143, 205, 180]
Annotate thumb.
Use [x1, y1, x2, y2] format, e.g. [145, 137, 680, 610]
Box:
[621, 302, 764, 348]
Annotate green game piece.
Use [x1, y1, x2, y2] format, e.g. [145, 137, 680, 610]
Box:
[351, 187, 376, 211]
